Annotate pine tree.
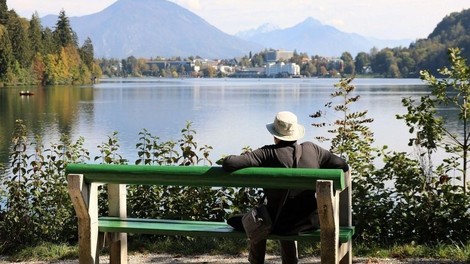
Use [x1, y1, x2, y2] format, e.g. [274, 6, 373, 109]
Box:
[6, 10, 32, 68]
[42, 27, 57, 55]
[29, 12, 43, 55]
[0, 0, 7, 25]
[0, 25, 13, 80]
[53, 10, 77, 48]
[79, 37, 94, 70]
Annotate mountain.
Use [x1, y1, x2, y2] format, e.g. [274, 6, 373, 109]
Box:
[238, 17, 412, 57]
[235, 23, 280, 39]
[41, 0, 262, 59]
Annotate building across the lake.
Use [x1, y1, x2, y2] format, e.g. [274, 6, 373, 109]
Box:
[147, 60, 200, 73]
[231, 67, 266, 78]
[266, 62, 300, 77]
[265, 50, 294, 63]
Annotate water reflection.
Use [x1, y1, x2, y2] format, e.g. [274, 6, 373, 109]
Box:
[0, 85, 94, 167]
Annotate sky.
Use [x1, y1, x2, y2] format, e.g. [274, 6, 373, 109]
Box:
[6, 0, 470, 40]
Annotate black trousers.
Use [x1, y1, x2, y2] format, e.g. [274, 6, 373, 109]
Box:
[227, 215, 298, 264]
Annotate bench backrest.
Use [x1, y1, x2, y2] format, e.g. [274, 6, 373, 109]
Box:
[66, 164, 345, 190]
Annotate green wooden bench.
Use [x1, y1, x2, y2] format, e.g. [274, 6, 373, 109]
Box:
[66, 164, 354, 264]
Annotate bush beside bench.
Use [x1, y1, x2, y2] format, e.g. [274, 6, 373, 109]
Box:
[66, 164, 354, 264]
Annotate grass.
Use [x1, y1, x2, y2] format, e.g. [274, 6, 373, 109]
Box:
[2, 242, 78, 262]
[355, 242, 470, 262]
[2, 238, 469, 263]
[127, 236, 248, 255]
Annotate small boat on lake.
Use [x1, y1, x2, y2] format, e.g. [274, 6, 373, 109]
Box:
[19, 91, 34, 96]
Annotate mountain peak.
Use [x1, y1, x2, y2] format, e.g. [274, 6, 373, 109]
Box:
[240, 16, 411, 57]
[300, 17, 323, 27]
[41, 0, 262, 58]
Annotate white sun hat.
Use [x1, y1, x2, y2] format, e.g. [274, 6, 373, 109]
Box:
[266, 111, 305, 141]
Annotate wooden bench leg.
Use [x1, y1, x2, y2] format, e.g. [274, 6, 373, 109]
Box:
[108, 184, 128, 264]
[68, 174, 100, 264]
[339, 241, 352, 264]
[317, 180, 339, 264]
[339, 170, 353, 264]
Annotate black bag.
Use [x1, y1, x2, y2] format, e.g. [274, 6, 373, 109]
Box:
[241, 203, 273, 243]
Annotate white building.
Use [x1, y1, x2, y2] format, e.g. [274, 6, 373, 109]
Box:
[266, 62, 300, 77]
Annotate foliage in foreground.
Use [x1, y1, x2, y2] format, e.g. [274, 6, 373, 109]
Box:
[311, 48, 469, 245]
[0, 120, 257, 254]
[0, 49, 469, 259]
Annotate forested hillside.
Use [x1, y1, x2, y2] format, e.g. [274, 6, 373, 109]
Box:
[352, 8, 470, 78]
[0, 0, 99, 86]
[428, 8, 470, 50]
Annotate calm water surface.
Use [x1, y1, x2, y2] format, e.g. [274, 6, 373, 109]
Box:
[0, 78, 440, 169]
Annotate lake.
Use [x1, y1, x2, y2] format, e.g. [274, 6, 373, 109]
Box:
[0, 78, 440, 169]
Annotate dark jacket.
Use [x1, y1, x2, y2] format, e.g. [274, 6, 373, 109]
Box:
[223, 140, 348, 234]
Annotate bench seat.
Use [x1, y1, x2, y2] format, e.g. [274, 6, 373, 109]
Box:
[99, 217, 355, 243]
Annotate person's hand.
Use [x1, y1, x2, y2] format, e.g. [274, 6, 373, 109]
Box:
[215, 155, 227, 165]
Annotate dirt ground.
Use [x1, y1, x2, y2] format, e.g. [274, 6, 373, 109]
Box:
[0, 253, 465, 264]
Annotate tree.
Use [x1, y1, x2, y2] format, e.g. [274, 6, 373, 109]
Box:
[301, 61, 317, 77]
[28, 12, 43, 55]
[99, 58, 122, 77]
[121, 56, 138, 77]
[79, 37, 94, 70]
[0, 0, 7, 25]
[387, 62, 400, 78]
[370, 48, 403, 77]
[290, 51, 307, 66]
[6, 10, 32, 68]
[59, 45, 83, 84]
[0, 25, 13, 80]
[42, 27, 56, 55]
[149, 63, 160, 77]
[340, 52, 355, 75]
[53, 10, 77, 48]
[238, 56, 251, 68]
[396, 50, 416, 77]
[311, 78, 381, 242]
[251, 52, 265, 67]
[136, 58, 148, 76]
[319, 65, 328, 76]
[31, 53, 46, 85]
[202, 66, 217, 78]
[398, 48, 470, 193]
[354, 52, 370, 74]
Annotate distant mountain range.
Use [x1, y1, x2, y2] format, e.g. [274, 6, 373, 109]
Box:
[41, 0, 412, 59]
[237, 18, 412, 57]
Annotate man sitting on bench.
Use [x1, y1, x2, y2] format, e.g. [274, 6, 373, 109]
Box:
[222, 111, 349, 264]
